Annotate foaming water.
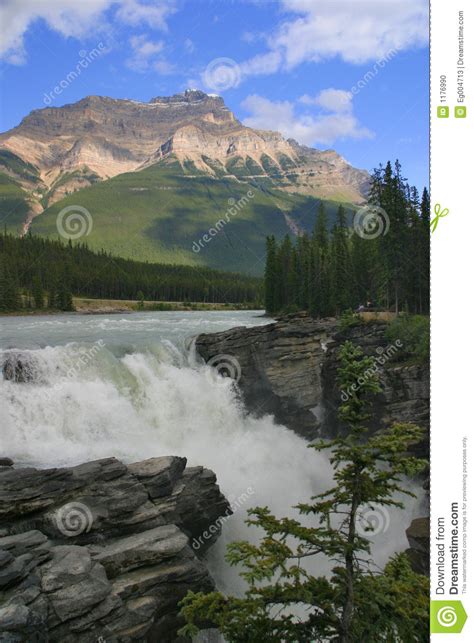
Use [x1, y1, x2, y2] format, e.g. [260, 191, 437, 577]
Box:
[0, 311, 421, 592]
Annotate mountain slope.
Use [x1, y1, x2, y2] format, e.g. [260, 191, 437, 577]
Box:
[31, 158, 346, 275]
[0, 90, 369, 273]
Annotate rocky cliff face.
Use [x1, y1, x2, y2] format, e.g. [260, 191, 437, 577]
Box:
[195, 313, 429, 452]
[0, 90, 369, 220]
[195, 314, 429, 576]
[0, 455, 230, 641]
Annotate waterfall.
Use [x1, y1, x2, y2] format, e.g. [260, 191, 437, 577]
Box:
[0, 312, 421, 594]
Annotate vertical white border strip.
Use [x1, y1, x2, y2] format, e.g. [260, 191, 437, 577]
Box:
[431, 0, 473, 638]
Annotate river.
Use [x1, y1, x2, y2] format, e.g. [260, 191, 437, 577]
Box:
[0, 310, 419, 594]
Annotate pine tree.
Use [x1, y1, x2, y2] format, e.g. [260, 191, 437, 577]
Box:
[419, 188, 430, 314]
[0, 257, 8, 313]
[330, 205, 352, 314]
[0, 256, 20, 311]
[32, 275, 44, 309]
[311, 202, 331, 317]
[277, 234, 293, 311]
[264, 236, 278, 314]
[53, 264, 74, 312]
[180, 342, 428, 641]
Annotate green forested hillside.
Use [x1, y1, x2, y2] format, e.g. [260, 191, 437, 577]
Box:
[0, 174, 33, 234]
[29, 159, 345, 275]
[0, 232, 263, 312]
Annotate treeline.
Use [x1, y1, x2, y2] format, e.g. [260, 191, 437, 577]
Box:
[0, 233, 262, 312]
[265, 160, 430, 316]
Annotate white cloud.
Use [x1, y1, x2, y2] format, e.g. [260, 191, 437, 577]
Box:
[115, 0, 176, 31]
[239, 0, 428, 79]
[0, 0, 111, 64]
[154, 59, 176, 75]
[299, 89, 353, 113]
[239, 51, 282, 77]
[0, 0, 175, 64]
[126, 35, 164, 71]
[241, 92, 373, 147]
[183, 38, 195, 53]
[126, 35, 176, 74]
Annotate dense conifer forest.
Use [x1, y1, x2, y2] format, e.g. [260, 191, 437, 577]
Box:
[0, 160, 429, 316]
[0, 233, 263, 312]
[264, 161, 430, 316]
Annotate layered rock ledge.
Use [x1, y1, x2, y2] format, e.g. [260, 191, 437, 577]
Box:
[195, 313, 429, 448]
[0, 456, 230, 642]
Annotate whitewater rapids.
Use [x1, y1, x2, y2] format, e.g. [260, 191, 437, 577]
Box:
[0, 311, 421, 592]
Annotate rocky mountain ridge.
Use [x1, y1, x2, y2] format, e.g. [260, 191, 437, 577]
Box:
[0, 90, 369, 224]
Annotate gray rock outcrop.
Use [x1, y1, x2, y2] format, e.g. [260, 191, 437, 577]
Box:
[0, 456, 230, 641]
[195, 313, 429, 452]
[405, 517, 430, 575]
[2, 354, 39, 384]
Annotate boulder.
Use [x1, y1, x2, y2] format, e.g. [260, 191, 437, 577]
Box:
[0, 456, 230, 641]
[405, 516, 429, 575]
[2, 354, 38, 383]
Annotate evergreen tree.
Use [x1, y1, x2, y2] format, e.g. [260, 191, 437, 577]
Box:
[264, 236, 278, 314]
[180, 342, 428, 641]
[261, 161, 429, 317]
[0, 256, 20, 311]
[0, 231, 262, 311]
[330, 205, 352, 314]
[311, 202, 331, 317]
[276, 234, 294, 311]
[419, 188, 430, 314]
[57, 275, 74, 311]
[32, 275, 44, 309]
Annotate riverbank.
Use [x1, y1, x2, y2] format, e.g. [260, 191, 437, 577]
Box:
[0, 297, 260, 317]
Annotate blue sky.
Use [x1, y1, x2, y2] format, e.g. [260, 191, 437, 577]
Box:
[0, 0, 429, 188]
